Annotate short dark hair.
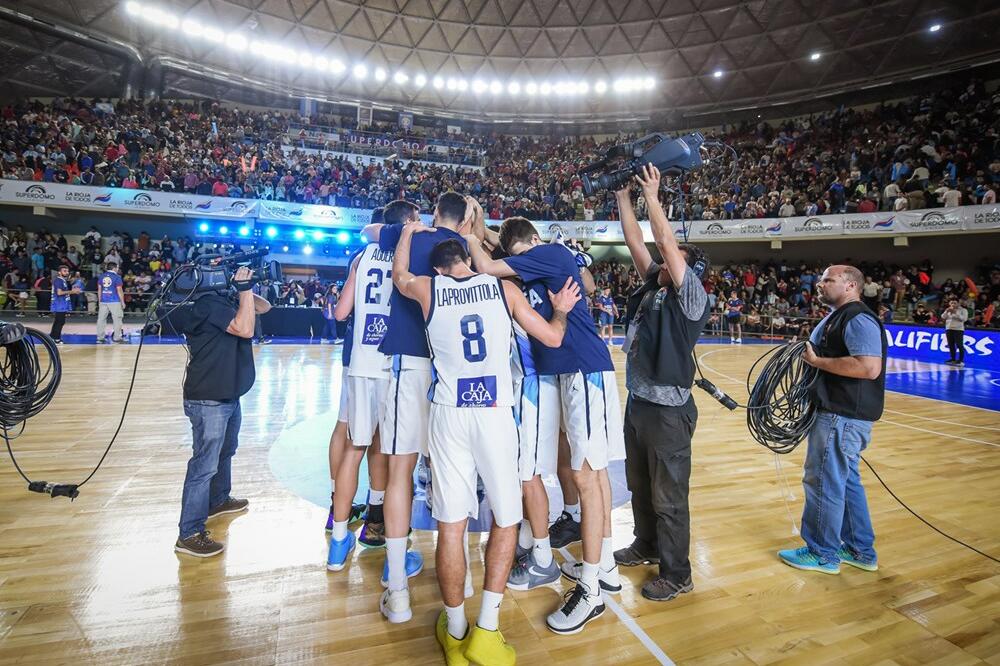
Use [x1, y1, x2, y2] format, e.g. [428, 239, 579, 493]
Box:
[430, 239, 469, 271]
[384, 200, 419, 226]
[498, 217, 537, 254]
[370, 207, 385, 225]
[435, 191, 468, 225]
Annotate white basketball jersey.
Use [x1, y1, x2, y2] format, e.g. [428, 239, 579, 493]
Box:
[426, 274, 514, 408]
[349, 243, 394, 379]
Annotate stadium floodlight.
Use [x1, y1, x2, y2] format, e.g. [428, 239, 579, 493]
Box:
[472, 79, 487, 94]
[508, 81, 521, 95]
[265, 226, 278, 238]
[374, 67, 387, 81]
[394, 71, 408, 84]
[312, 230, 324, 241]
[203, 26, 225, 43]
[238, 226, 250, 237]
[125, 1, 142, 16]
[181, 18, 204, 37]
[353, 63, 367, 79]
[219, 225, 229, 235]
[713, 69, 723, 78]
[329, 59, 346, 74]
[158, 10, 179, 29]
[433, 76, 445, 89]
[643, 77, 655, 90]
[336, 231, 350, 244]
[303, 245, 314, 255]
[457, 79, 468, 91]
[810, 52, 821, 61]
[226, 33, 248, 51]
[414, 73, 427, 87]
[490, 80, 502, 94]
[525, 81, 537, 95]
[595, 80, 607, 94]
[553, 81, 570, 95]
[577, 82, 589, 95]
[446, 78, 458, 90]
[314, 56, 329, 71]
[929, 23, 941, 32]
[282, 245, 290, 252]
[539, 82, 552, 95]
[298, 52, 314, 68]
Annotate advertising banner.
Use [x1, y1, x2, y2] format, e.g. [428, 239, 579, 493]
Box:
[884, 323, 999, 371]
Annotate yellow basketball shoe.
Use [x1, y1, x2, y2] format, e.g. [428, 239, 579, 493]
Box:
[464, 625, 516, 666]
[435, 610, 470, 666]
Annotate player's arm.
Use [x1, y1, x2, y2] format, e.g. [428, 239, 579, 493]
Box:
[615, 185, 654, 275]
[636, 163, 687, 289]
[361, 223, 383, 243]
[579, 266, 597, 297]
[226, 267, 256, 338]
[464, 234, 517, 278]
[391, 224, 433, 317]
[55, 281, 72, 296]
[252, 293, 271, 314]
[334, 255, 361, 321]
[116, 281, 125, 303]
[503, 277, 580, 348]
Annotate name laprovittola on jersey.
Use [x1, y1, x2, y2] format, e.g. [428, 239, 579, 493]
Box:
[350, 243, 394, 379]
[426, 274, 515, 408]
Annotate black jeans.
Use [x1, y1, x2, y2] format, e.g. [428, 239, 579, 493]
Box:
[624, 394, 697, 584]
[50, 311, 67, 340]
[946, 329, 965, 362]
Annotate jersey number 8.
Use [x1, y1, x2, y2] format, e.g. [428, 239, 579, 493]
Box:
[460, 314, 486, 362]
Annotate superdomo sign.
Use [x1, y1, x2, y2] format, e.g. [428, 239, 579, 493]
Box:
[884, 324, 998, 371]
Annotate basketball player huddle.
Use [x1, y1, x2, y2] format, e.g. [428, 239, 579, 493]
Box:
[326, 193, 623, 666]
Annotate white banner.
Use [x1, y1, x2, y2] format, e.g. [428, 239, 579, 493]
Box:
[1, 180, 998, 242]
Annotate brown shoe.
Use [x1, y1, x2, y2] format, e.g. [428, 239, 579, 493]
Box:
[640, 575, 693, 602]
[175, 531, 224, 558]
[208, 497, 249, 519]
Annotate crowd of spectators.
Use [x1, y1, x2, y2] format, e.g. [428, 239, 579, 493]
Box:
[3, 79, 1000, 223]
[589, 256, 1000, 334]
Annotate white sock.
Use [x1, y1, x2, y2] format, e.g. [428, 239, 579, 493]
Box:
[533, 536, 553, 567]
[386, 537, 408, 591]
[600, 537, 615, 571]
[565, 502, 581, 523]
[330, 480, 336, 494]
[332, 519, 349, 541]
[446, 602, 468, 640]
[477, 590, 503, 632]
[368, 489, 385, 506]
[580, 561, 600, 597]
[518, 521, 534, 550]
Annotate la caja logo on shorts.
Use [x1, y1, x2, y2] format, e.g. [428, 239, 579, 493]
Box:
[457, 376, 497, 407]
[362, 313, 389, 345]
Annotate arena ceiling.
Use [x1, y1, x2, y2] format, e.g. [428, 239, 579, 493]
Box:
[2, 0, 1000, 122]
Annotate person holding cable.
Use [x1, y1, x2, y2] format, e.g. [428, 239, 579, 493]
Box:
[613, 164, 711, 602]
[778, 264, 886, 575]
[174, 266, 271, 558]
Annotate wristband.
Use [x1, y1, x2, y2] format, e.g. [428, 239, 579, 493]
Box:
[233, 279, 253, 292]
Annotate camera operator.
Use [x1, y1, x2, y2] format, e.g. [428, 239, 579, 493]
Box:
[613, 164, 710, 602]
[174, 266, 271, 558]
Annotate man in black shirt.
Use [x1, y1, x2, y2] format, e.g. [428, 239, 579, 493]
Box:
[175, 267, 271, 558]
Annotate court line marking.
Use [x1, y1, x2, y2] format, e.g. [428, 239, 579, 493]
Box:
[557, 547, 674, 666]
[882, 408, 1000, 431]
[696, 348, 1000, 449]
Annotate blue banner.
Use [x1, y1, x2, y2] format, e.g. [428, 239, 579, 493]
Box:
[884, 324, 999, 370]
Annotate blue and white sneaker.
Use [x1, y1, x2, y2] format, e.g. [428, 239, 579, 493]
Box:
[326, 532, 356, 571]
[777, 546, 840, 574]
[837, 546, 878, 571]
[507, 552, 561, 591]
[381, 550, 424, 587]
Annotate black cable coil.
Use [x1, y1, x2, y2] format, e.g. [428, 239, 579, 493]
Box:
[745, 340, 819, 454]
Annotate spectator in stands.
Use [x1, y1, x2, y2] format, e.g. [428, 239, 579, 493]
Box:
[861, 276, 881, 311]
[320, 284, 338, 343]
[942, 298, 969, 366]
[912, 302, 933, 324]
[595, 287, 618, 345]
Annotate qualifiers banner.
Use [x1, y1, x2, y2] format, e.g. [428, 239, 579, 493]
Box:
[884, 323, 999, 371]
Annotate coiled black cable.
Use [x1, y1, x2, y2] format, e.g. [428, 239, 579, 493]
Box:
[743, 341, 818, 454]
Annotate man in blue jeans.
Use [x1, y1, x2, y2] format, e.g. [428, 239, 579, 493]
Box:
[778, 265, 886, 575]
[175, 266, 271, 557]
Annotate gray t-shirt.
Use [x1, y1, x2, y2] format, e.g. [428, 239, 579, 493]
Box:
[626, 263, 708, 406]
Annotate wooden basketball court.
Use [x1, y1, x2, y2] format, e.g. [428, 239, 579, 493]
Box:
[0, 343, 998, 665]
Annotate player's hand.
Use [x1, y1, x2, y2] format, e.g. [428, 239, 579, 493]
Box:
[801, 340, 818, 367]
[548, 277, 581, 314]
[233, 266, 254, 291]
[461, 196, 485, 240]
[634, 162, 661, 196]
[614, 184, 632, 200]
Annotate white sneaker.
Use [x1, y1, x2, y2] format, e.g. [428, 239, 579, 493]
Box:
[730, 338, 735, 344]
[560, 561, 622, 594]
[545, 583, 605, 635]
[379, 587, 412, 624]
[736, 338, 743, 344]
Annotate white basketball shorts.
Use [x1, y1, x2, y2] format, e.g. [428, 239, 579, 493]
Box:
[558, 370, 625, 472]
[380, 356, 432, 456]
[513, 373, 561, 482]
[347, 375, 389, 448]
[428, 403, 522, 527]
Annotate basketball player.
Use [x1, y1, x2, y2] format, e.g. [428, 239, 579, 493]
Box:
[326, 232, 394, 570]
[362, 193, 476, 623]
[392, 224, 580, 665]
[466, 216, 624, 634]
